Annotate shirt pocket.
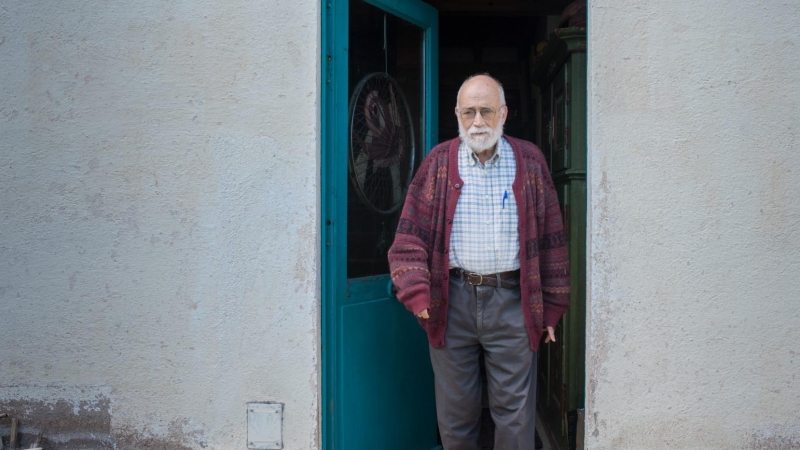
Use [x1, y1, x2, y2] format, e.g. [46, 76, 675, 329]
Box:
[501, 190, 519, 237]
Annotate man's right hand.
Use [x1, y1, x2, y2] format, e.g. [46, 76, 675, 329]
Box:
[416, 308, 430, 319]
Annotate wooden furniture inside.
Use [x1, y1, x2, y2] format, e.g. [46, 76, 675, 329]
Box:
[533, 27, 587, 450]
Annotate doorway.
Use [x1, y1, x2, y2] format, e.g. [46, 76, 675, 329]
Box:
[432, 4, 586, 449]
[321, 1, 587, 449]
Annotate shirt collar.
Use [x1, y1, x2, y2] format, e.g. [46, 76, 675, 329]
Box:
[462, 137, 506, 166]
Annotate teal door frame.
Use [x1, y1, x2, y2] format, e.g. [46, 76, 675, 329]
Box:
[321, 0, 438, 448]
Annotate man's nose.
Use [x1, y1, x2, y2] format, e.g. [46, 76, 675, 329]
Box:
[473, 112, 486, 127]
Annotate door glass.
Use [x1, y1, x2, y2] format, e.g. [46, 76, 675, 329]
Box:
[347, 0, 424, 278]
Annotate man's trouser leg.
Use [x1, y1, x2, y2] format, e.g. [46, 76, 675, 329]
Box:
[430, 276, 482, 450]
[430, 275, 537, 450]
[481, 280, 537, 449]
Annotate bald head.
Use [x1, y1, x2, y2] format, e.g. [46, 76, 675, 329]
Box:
[456, 74, 506, 109]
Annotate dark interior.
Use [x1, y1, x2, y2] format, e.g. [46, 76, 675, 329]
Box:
[429, 6, 581, 449]
[437, 18, 544, 144]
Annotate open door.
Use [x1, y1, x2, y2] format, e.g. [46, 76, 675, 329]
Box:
[322, 0, 439, 449]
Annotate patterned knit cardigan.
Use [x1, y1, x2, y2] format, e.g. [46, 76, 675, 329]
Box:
[388, 135, 570, 352]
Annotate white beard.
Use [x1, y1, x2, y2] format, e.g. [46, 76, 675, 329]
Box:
[458, 120, 504, 153]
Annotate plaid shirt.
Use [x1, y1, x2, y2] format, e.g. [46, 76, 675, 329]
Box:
[449, 137, 520, 274]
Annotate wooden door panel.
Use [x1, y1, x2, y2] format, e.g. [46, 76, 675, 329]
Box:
[340, 278, 437, 449]
[323, 1, 439, 449]
[551, 65, 569, 173]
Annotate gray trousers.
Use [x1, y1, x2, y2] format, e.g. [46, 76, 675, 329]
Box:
[429, 275, 537, 450]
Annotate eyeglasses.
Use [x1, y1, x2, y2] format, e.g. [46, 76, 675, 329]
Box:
[458, 107, 498, 121]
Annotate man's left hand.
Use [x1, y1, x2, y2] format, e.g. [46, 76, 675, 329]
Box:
[544, 326, 556, 344]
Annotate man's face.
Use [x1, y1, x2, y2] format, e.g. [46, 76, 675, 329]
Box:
[455, 76, 508, 152]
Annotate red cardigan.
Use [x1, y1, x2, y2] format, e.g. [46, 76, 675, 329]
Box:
[388, 136, 570, 352]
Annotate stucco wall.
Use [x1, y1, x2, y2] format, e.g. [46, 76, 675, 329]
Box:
[587, 1, 800, 449]
[0, 1, 320, 449]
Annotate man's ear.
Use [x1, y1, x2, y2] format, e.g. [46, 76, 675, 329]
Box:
[500, 105, 509, 124]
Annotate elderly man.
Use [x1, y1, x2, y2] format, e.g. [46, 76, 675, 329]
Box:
[388, 74, 570, 450]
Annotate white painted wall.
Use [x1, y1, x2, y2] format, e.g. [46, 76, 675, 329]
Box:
[0, 1, 320, 449]
[588, 1, 800, 449]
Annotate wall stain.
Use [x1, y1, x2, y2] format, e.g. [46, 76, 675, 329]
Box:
[0, 397, 207, 450]
[587, 165, 616, 443]
[0, 397, 112, 449]
[113, 422, 204, 450]
[749, 422, 800, 450]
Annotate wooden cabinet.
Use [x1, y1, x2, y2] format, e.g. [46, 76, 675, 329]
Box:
[533, 27, 586, 450]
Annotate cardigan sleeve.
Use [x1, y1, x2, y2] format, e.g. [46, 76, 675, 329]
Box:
[537, 157, 571, 328]
[387, 156, 438, 315]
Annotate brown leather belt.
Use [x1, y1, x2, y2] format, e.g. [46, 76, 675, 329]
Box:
[449, 268, 520, 288]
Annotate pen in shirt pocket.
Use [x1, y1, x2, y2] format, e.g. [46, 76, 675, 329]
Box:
[502, 190, 508, 209]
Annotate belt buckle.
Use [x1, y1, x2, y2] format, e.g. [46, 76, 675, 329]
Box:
[466, 272, 483, 286]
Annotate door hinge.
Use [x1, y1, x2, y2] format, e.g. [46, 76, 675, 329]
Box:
[325, 53, 332, 88]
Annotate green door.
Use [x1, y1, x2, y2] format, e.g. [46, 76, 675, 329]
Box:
[322, 1, 439, 449]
